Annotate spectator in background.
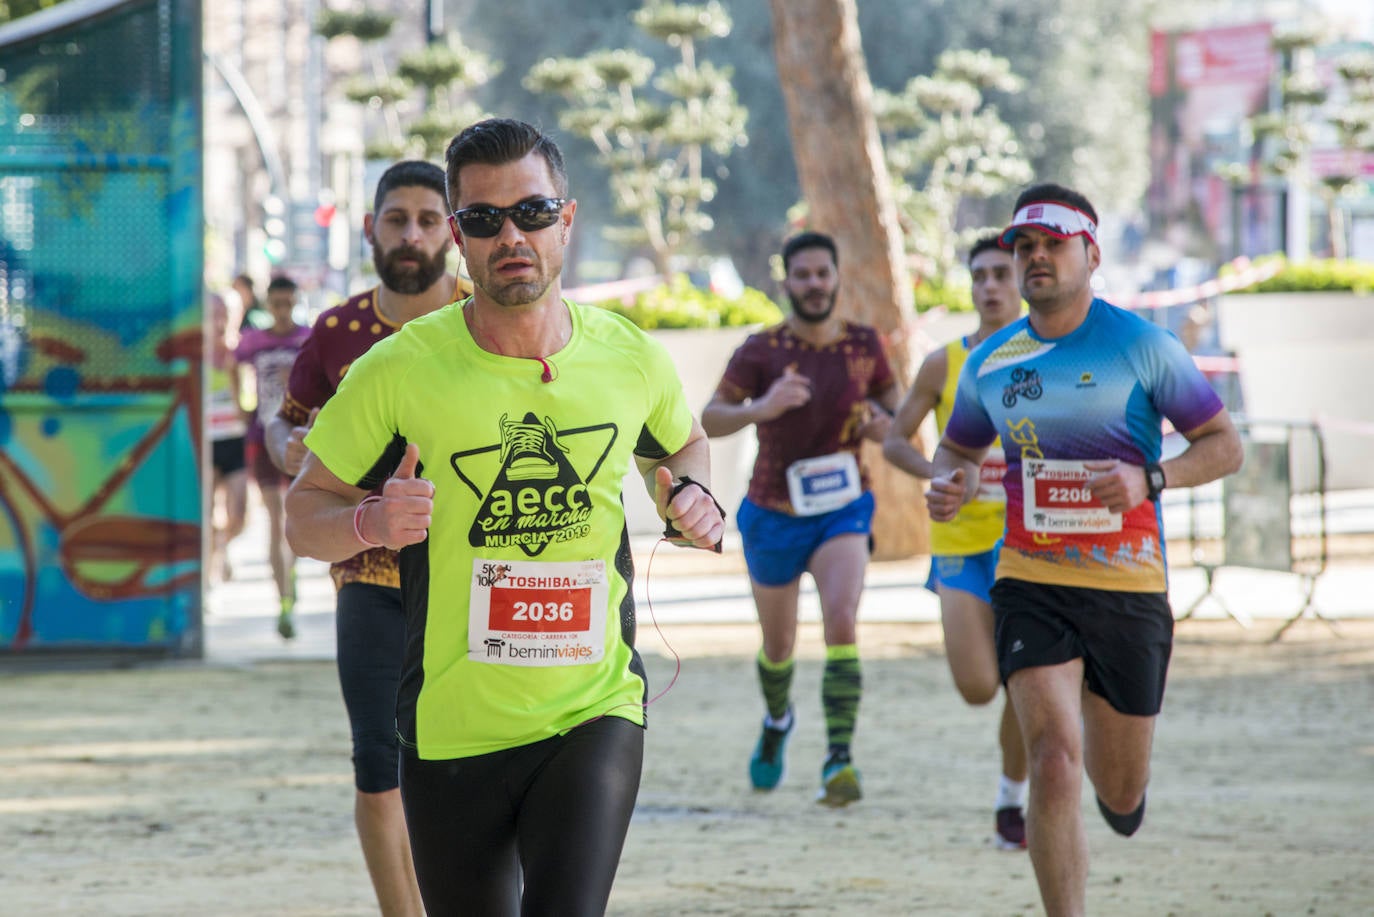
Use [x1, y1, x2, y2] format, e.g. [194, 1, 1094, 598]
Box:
[232, 272, 271, 332]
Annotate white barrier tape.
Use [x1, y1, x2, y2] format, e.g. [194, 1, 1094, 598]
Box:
[1112, 256, 1284, 310]
[1192, 354, 1242, 373]
[564, 274, 666, 303]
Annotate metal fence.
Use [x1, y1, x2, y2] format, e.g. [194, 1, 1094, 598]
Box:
[1176, 419, 1341, 640]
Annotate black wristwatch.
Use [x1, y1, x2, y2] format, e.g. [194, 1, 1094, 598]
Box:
[1144, 462, 1166, 502]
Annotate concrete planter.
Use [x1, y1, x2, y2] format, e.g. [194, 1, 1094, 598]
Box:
[620, 326, 758, 535]
[1217, 291, 1374, 490]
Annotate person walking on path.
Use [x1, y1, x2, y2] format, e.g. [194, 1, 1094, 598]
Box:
[265, 160, 465, 917]
[207, 292, 248, 585]
[883, 234, 1029, 849]
[234, 274, 310, 639]
[285, 118, 725, 916]
[925, 183, 1243, 917]
[232, 272, 270, 332]
[701, 231, 900, 807]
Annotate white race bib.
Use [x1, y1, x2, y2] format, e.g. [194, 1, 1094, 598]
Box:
[1021, 458, 1121, 534]
[468, 559, 608, 666]
[976, 447, 1007, 503]
[207, 390, 247, 439]
[786, 451, 862, 516]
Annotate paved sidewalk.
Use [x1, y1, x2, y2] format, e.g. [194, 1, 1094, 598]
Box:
[206, 505, 1372, 665]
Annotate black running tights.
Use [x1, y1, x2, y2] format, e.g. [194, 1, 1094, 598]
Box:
[400, 715, 644, 916]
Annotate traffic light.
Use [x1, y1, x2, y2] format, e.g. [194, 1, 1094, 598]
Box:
[263, 194, 287, 265]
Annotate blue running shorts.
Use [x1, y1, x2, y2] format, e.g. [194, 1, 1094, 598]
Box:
[736, 491, 875, 587]
[924, 545, 1000, 604]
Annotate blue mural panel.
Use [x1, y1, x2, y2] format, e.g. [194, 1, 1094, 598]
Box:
[0, 0, 203, 655]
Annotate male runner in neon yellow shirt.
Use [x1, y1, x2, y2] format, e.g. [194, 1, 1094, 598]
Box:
[286, 118, 725, 916]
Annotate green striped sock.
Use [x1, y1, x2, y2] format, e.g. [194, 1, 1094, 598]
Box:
[822, 644, 861, 754]
[756, 649, 795, 722]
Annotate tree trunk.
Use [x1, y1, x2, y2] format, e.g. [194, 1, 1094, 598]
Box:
[768, 0, 927, 559]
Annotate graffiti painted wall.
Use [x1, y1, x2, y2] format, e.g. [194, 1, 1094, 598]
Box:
[0, 0, 204, 654]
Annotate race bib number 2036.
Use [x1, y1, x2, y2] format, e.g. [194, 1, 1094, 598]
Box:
[468, 559, 609, 666]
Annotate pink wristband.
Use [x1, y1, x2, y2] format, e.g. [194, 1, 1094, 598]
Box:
[353, 496, 384, 548]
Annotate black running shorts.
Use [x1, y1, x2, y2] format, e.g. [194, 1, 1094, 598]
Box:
[211, 436, 246, 476]
[335, 582, 406, 793]
[990, 577, 1174, 716]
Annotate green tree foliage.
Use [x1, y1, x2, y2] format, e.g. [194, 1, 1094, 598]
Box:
[859, 0, 1152, 231]
[874, 48, 1032, 282]
[591, 274, 781, 328]
[1224, 253, 1374, 293]
[524, 1, 748, 277]
[315, 7, 495, 161]
[451, 0, 1154, 294]
[0, 0, 60, 25]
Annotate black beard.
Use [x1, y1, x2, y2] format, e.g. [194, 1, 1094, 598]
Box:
[374, 244, 449, 295]
[787, 289, 837, 324]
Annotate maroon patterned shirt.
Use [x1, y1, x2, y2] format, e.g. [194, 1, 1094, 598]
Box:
[715, 320, 895, 513]
[278, 287, 406, 589]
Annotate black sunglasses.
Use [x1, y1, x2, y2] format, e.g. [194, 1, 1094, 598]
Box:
[448, 198, 567, 238]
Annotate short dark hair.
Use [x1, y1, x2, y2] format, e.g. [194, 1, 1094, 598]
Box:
[266, 275, 298, 295]
[444, 118, 568, 209]
[1012, 182, 1099, 225]
[967, 233, 1005, 267]
[781, 231, 838, 273]
[373, 160, 447, 215]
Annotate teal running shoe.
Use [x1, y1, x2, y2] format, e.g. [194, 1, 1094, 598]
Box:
[817, 750, 862, 807]
[748, 708, 794, 790]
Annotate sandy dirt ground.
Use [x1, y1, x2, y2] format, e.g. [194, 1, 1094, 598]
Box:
[2, 617, 1372, 916]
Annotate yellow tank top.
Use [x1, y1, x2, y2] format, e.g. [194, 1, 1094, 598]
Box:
[930, 336, 1005, 555]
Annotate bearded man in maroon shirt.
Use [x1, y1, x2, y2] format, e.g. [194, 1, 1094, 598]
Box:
[702, 231, 901, 807]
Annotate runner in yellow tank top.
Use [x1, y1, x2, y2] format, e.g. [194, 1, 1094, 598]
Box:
[882, 235, 1029, 849]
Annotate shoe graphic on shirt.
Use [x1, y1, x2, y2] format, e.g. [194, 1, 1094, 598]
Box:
[499, 412, 568, 481]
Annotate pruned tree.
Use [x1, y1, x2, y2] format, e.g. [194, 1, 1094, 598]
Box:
[316, 6, 495, 161]
[523, 0, 748, 278]
[874, 48, 1032, 282]
[769, 0, 926, 559]
[1315, 51, 1374, 259]
[1239, 26, 1374, 260]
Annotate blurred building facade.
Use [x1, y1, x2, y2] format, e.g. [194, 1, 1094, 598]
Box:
[203, 0, 437, 303]
[1146, 3, 1374, 270]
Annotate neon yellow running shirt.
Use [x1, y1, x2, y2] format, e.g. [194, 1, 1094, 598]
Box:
[306, 299, 695, 759]
[930, 337, 1006, 556]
